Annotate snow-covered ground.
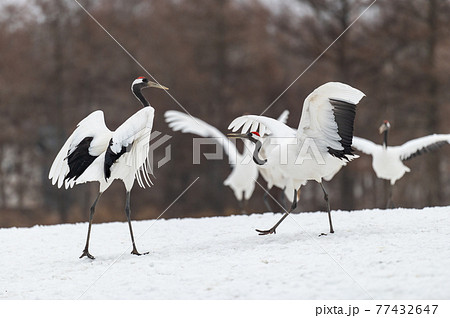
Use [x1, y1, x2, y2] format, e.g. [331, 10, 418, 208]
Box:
[1, 207, 449, 299]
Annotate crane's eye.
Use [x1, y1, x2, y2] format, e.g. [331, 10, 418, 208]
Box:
[142, 78, 148, 83]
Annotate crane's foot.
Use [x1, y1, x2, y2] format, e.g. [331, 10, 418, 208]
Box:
[79, 249, 95, 259]
[319, 233, 327, 237]
[131, 247, 149, 256]
[256, 228, 276, 235]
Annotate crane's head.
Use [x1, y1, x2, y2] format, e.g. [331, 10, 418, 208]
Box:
[228, 131, 267, 165]
[379, 120, 391, 134]
[227, 131, 262, 143]
[132, 76, 168, 91]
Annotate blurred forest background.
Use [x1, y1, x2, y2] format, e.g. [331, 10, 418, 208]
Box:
[1, 0, 450, 227]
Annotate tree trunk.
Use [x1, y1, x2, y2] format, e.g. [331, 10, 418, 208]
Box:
[336, 0, 355, 211]
[51, 2, 69, 223]
[0, 144, 5, 209]
[424, 0, 441, 206]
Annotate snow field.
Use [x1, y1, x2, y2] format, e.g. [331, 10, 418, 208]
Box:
[1, 207, 449, 299]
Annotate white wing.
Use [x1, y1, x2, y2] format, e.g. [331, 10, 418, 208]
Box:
[48, 110, 111, 189]
[107, 107, 155, 188]
[397, 134, 450, 161]
[352, 136, 380, 155]
[297, 82, 365, 157]
[223, 153, 259, 201]
[165, 110, 241, 164]
[228, 114, 296, 138]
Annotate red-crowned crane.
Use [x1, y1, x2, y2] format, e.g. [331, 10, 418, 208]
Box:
[228, 82, 365, 235]
[352, 121, 450, 207]
[49, 76, 168, 259]
[164, 110, 290, 213]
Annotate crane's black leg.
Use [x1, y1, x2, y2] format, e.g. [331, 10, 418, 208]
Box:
[80, 192, 102, 259]
[243, 197, 249, 215]
[386, 183, 395, 209]
[245, 200, 250, 215]
[238, 191, 248, 214]
[263, 190, 272, 211]
[280, 186, 288, 211]
[125, 191, 148, 256]
[238, 197, 244, 213]
[238, 199, 249, 215]
[256, 189, 298, 235]
[319, 182, 334, 236]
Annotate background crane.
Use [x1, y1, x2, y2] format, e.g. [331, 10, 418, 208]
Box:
[164, 110, 289, 213]
[352, 121, 450, 208]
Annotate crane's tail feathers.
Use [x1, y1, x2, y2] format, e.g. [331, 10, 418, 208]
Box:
[135, 155, 154, 188]
[136, 169, 154, 188]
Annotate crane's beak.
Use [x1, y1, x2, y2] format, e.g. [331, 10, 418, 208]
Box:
[227, 133, 247, 139]
[148, 81, 169, 90]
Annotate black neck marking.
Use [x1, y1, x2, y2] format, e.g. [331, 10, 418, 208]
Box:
[383, 130, 388, 148]
[252, 140, 267, 165]
[133, 84, 150, 107]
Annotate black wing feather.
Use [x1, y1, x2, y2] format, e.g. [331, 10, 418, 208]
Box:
[402, 140, 448, 161]
[104, 138, 130, 180]
[327, 98, 357, 160]
[64, 137, 97, 182]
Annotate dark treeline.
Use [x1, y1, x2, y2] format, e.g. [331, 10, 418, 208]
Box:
[1, 0, 450, 227]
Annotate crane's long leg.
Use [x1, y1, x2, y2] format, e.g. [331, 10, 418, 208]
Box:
[386, 183, 395, 209]
[125, 191, 148, 256]
[238, 197, 244, 212]
[238, 191, 248, 214]
[80, 192, 102, 259]
[319, 182, 334, 235]
[279, 186, 288, 211]
[256, 189, 298, 235]
[281, 190, 287, 211]
[263, 190, 272, 211]
[243, 197, 249, 215]
[238, 199, 250, 215]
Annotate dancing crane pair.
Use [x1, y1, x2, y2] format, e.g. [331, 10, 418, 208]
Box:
[49, 77, 450, 259]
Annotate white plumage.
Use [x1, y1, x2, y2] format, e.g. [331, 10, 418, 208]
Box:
[164, 110, 290, 210]
[48, 76, 167, 259]
[353, 129, 450, 185]
[228, 82, 365, 235]
[49, 108, 154, 192]
[352, 121, 450, 208]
